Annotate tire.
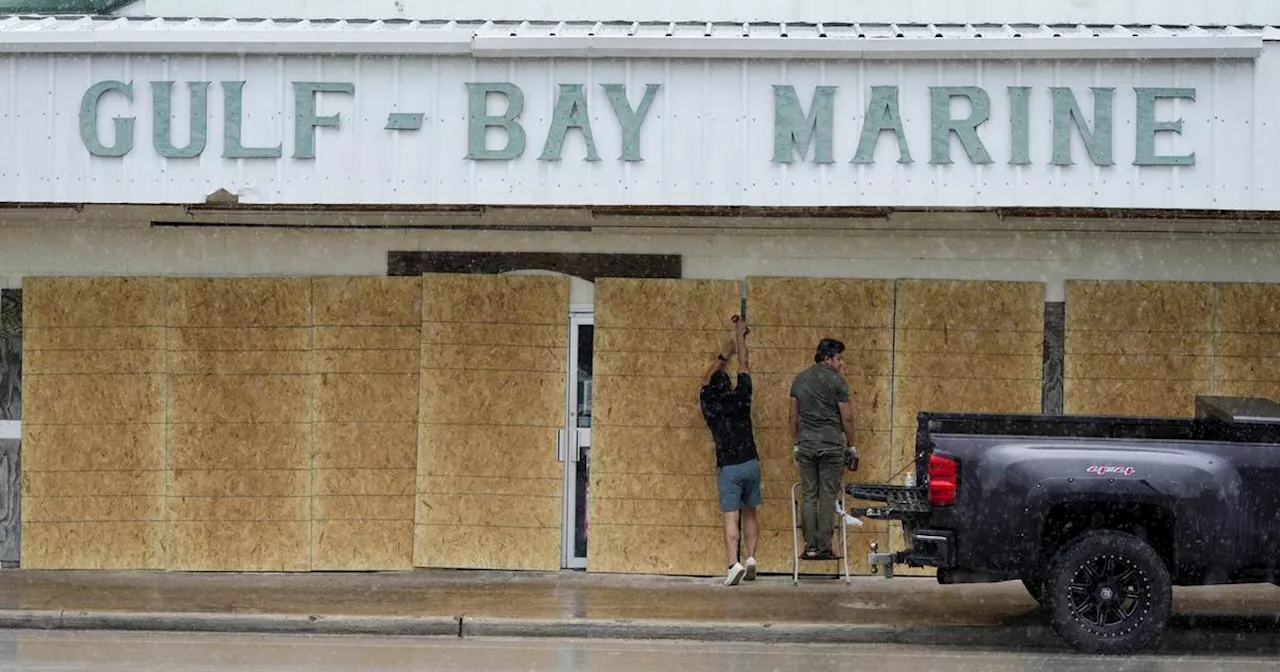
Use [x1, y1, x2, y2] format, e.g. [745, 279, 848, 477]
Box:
[1022, 578, 1045, 606]
[1044, 530, 1172, 655]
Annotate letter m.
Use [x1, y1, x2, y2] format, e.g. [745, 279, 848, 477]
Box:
[772, 85, 836, 164]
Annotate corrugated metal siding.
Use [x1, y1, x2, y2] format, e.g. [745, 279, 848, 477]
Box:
[0, 51, 1269, 210]
[113, 0, 1280, 26]
[3, 16, 1271, 39]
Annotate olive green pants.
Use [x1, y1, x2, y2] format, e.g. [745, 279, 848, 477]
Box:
[797, 444, 844, 554]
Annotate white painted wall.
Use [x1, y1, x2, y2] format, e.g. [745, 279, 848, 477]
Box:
[2, 217, 1280, 301]
[115, 0, 1280, 25]
[7, 52, 1268, 211]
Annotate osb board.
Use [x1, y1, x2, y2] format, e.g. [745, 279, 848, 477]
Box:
[745, 278, 895, 576]
[23, 375, 164, 425]
[415, 274, 568, 571]
[595, 279, 744, 330]
[417, 427, 562, 480]
[165, 419, 313, 571]
[20, 522, 163, 569]
[167, 521, 310, 571]
[22, 326, 166, 352]
[312, 520, 414, 570]
[588, 279, 741, 576]
[21, 277, 168, 570]
[586, 524, 724, 575]
[169, 374, 311, 424]
[166, 278, 314, 572]
[893, 280, 1043, 479]
[1066, 281, 1215, 334]
[1064, 281, 1214, 418]
[22, 277, 166, 328]
[312, 277, 422, 327]
[415, 525, 560, 571]
[1065, 379, 1214, 418]
[745, 278, 895, 330]
[891, 378, 1042, 428]
[1215, 284, 1280, 401]
[896, 280, 1044, 332]
[167, 278, 311, 328]
[311, 277, 421, 570]
[314, 373, 418, 423]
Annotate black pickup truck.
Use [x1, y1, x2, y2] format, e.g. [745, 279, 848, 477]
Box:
[847, 395, 1280, 654]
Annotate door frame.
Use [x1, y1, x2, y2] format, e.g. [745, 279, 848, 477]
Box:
[561, 307, 593, 569]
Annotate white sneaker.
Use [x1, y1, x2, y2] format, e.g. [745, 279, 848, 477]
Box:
[725, 562, 746, 586]
[744, 557, 757, 581]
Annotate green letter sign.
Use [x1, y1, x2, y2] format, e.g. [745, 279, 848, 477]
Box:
[1135, 87, 1196, 166]
[1051, 87, 1115, 166]
[929, 86, 993, 165]
[772, 85, 836, 164]
[80, 80, 135, 157]
[466, 82, 526, 160]
[152, 81, 209, 159]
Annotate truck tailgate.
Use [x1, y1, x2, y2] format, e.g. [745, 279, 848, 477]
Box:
[845, 484, 931, 521]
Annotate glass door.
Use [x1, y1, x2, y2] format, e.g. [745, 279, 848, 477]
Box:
[560, 312, 593, 569]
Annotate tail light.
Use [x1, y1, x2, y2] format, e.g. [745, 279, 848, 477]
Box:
[928, 455, 959, 507]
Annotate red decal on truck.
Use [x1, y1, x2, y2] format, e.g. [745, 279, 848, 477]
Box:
[1087, 465, 1136, 477]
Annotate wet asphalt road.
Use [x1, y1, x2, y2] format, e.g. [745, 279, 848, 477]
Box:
[0, 630, 1277, 672]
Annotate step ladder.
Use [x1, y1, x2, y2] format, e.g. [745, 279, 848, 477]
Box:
[790, 481, 854, 585]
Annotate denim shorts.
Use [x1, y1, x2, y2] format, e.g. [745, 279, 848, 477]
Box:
[716, 458, 762, 513]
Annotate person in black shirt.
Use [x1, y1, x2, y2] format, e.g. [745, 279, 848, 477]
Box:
[699, 315, 761, 586]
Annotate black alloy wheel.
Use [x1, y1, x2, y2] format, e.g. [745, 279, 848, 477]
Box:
[1045, 530, 1172, 655]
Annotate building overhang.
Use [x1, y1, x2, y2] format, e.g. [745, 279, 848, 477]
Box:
[0, 16, 1265, 60]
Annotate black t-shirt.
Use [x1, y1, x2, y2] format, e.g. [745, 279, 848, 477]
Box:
[700, 373, 759, 468]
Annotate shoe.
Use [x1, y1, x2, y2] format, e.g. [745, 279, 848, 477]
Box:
[744, 557, 757, 581]
[725, 562, 746, 586]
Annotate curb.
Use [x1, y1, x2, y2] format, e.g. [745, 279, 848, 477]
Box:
[0, 610, 1278, 654]
[0, 611, 461, 637]
[459, 617, 1066, 649]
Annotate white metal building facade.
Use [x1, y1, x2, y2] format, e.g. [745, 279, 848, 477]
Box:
[0, 17, 1270, 210]
[0, 15, 1271, 293]
[0, 4, 1279, 574]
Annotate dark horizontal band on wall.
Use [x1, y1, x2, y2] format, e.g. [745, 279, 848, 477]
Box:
[388, 251, 682, 281]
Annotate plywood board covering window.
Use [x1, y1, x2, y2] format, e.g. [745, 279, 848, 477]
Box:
[745, 277, 894, 576]
[1215, 284, 1280, 403]
[415, 273, 568, 570]
[311, 277, 421, 570]
[20, 277, 167, 569]
[165, 278, 313, 571]
[587, 278, 741, 576]
[892, 280, 1044, 575]
[1064, 281, 1215, 418]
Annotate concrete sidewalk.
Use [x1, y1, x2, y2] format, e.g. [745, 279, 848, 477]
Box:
[0, 569, 1278, 653]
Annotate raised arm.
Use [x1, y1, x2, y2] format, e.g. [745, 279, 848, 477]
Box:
[701, 336, 735, 387]
[733, 316, 750, 375]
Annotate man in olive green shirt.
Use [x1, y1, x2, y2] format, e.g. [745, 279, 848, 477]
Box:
[790, 338, 858, 560]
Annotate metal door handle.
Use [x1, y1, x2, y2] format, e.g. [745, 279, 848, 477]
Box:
[556, 429, 567, 463]
[568, 430, 581, 463]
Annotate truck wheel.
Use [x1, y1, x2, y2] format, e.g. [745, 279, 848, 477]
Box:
[1045, 530, 1172, 655]
[1022, 579, 1044, 605]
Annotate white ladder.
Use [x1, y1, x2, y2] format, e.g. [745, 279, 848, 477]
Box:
[789, 481, 855, 585]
